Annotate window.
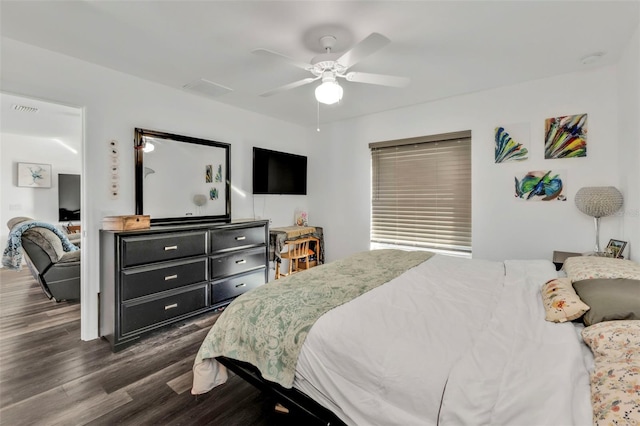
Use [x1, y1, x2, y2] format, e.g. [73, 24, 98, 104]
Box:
[370, 131, 472, 255]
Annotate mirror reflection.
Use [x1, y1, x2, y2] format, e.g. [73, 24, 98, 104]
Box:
[134, 128, 231, 225]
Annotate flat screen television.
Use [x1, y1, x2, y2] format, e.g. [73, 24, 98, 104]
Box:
[253, 147, 307, 195]
[58, 173, 81, 221]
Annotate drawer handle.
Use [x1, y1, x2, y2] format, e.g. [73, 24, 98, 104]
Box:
[235, 236, 246, 241]
[164, 274, 178, 281]
[235, 283, 246, 288]
[235, 259, 247, 264]
[164, 245, 178, 251]
[165, 303, 178, 310]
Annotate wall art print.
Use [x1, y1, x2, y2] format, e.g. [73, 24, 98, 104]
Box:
[17, 162, 52, 188]
[109, 139, 120, 199]
[210, 187, 219, 200]
[495, 124, 529, 163]
[515, 170, 566, 201]
[544, 114, 587, 159]
[215, 164, 222, 182]
[205, 165, 213, 183]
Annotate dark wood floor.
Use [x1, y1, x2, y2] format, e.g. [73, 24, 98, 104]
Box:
[0, 268, 312, 425]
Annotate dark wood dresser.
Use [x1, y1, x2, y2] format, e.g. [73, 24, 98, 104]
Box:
[100, 220, 269, 352]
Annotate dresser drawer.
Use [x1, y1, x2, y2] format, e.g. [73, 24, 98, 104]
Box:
[121, 258, 208, 301]
[210, 246, 266, 279]
[210, 225, 266, 253]
[211, 269, 266, 305]
[121, 285, 208, 335]
[121, 231, 207, 267]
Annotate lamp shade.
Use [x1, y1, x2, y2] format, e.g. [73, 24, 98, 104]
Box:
[574, 186, 623, 218]
[315, 80, 343, 105]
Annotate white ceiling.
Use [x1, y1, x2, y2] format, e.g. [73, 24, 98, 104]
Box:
[1, 1, 638, 128]
[0, 93, 83, 151]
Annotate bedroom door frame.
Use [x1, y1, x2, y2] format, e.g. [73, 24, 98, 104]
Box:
[1, 91, 87, 337]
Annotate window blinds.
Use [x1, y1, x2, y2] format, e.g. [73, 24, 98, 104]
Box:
[370, 131, 472, 254]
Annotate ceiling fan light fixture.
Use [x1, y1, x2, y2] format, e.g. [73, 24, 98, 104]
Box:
[143, 142, 155, 153]
[254, 32, 403, 106]
[315, 78, 343, 105]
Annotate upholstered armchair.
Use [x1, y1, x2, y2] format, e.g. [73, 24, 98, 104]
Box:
[6, 217, 81, 302]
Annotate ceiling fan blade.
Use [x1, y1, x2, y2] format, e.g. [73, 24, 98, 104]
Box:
[344, 72, 410, 88]
[252, 48, 311, 71]
[336, 32, 391, 70]
[259, 77, 319, 97]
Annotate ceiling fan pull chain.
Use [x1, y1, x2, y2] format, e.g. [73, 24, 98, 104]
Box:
[316, 101, 321, 132]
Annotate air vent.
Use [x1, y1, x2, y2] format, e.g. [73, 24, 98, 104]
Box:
[183, 79, 233, 98]
[12, 104, 39, 113]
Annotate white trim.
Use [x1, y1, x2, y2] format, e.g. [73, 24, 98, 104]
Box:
[79, 106, 98, 341]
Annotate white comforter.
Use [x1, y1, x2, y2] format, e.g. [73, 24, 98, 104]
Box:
[294, 255, 593, 426]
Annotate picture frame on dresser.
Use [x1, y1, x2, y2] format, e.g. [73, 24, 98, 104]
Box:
[134, 128, 231, 225]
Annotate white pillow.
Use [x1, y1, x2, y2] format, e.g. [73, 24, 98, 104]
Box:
[540, 278, 590, 323]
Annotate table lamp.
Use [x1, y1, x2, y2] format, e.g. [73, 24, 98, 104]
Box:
[574, 186, 623, 253]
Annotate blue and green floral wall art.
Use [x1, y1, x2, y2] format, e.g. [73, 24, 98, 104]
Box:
[515, 170, 566, 201]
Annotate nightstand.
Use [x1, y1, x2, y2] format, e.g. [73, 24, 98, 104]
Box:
[552, 251, 582, 271]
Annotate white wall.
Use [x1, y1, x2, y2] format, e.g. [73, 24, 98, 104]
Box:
[617, 24, 640, 262]
[310, 65, 627, 263]
[2, 26, 637, 340]
[1, 133, 82, 243]
[1, 37, 315, 340]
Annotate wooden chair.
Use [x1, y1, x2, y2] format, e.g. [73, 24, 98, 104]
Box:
[275, 237, 316, 279]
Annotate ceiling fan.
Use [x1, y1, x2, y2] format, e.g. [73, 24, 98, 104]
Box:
[253, 32, 410, 105]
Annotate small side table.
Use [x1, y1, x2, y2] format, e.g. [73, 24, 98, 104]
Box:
[552, 251, 582, 271]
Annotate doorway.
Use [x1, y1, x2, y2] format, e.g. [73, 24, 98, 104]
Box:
[0, 92, 83, 326]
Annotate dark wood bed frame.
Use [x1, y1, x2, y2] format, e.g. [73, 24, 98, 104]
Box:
[216, 356, 347, 426]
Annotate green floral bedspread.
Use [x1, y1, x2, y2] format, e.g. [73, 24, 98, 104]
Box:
[194, 249, 434, 388]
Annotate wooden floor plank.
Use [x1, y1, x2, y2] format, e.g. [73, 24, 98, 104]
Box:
[0, 383, 133, 426]
[0, 268, 320, 425]
[166, 370, 193, 395]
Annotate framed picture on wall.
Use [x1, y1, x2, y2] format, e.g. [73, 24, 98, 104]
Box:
[17, 162, 52, 188]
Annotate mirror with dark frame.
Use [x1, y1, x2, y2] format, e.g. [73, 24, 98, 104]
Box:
[134, 128, 231, 225]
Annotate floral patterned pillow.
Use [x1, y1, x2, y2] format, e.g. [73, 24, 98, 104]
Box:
[540, 278, 590, 323]
[564, 256, 640, 282]
[581, 321, 640, 425]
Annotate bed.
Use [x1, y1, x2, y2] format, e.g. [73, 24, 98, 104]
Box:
[191, 249, 640, 425]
